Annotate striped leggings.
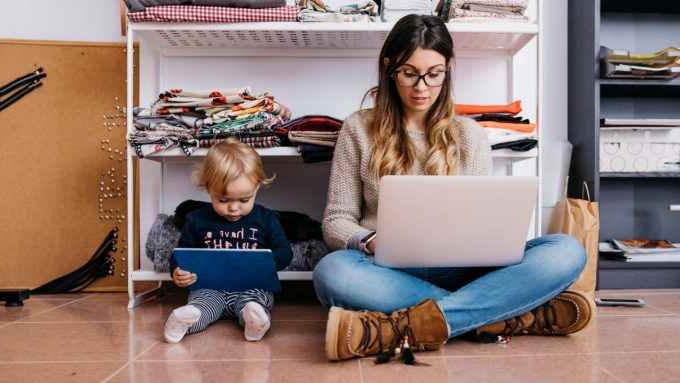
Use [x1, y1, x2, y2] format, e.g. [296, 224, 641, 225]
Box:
[186, 288, 274, 334]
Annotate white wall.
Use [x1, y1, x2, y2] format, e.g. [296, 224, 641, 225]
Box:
[0, 0, 570, 235]
[0, 0, 125, 42]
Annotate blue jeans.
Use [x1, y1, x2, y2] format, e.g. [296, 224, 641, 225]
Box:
[313, 234, 586, 339]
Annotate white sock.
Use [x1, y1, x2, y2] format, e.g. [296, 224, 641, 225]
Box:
[241, 302, 271, 342]
[164, 305, 201, 344]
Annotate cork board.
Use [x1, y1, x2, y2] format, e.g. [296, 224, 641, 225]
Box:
[0, 40, 139, 291]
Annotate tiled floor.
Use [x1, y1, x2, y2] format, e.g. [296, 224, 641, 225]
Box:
[1, 288, 680, 383]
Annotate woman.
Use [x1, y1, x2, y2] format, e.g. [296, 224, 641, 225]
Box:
[313, 14, 590, 362]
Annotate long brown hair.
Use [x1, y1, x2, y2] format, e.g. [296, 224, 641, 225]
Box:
[365, 14, 459, 177]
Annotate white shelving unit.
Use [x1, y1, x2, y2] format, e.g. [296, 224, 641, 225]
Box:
[126, 5, 543, 308]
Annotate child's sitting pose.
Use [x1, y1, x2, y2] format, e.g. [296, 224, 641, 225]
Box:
[164, 138, 293, 343]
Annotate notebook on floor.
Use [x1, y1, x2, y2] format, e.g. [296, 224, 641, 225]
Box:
[172, 248, 281, 293]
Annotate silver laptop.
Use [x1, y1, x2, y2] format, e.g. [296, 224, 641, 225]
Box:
[374, 176, 538, 268]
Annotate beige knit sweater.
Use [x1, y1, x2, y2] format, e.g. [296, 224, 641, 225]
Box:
[322, 109, 492, 251]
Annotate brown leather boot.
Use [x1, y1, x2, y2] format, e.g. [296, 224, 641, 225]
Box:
[324, 299, 449, 362]
[475, 291, 592, 339]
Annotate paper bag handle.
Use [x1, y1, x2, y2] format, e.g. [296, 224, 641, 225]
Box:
[582, 181, 592, 202]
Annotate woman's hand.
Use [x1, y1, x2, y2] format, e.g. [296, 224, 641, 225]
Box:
[172, 267, 197, 288]
[367, 236, 377, 254]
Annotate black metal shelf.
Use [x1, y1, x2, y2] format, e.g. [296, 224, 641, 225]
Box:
[600, 172, 680, 178]
[601, 0, 680, 14]
[599, 79, 680, 87]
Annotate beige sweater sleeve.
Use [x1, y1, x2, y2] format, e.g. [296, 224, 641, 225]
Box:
[322, 114, 372, 251]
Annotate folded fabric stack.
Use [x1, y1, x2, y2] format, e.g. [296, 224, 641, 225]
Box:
[455, 100, 537, 152]
[382, 0, 435, 22]
[129, 87, 291, 157]
[125, 0, 298, 23]
[274, 115, 343, 163]
[436, 0, 528, 22]
[600, 46, 680, 80]
[297, 0, 378, 22]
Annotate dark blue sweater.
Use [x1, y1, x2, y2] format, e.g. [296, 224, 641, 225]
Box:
[170, 204, 293, 272]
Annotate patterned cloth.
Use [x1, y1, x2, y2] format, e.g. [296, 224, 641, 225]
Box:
[124, 0, 287, 12]
[129, 88, 290, 155]
[297, 0, 378, 22]
[186, 288, 274, 334]
[127, 5, 299, 22]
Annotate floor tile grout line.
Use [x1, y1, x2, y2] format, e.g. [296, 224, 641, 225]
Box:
[7, 295, 96, 325]
[100, 360, 131, 383]
[132, 340, 161, 361]
[132, 358, 329, 363]
[100, 340, 161, 382]
[357, 359, 365, 383]
[438, 350, 680, 359]
[600, 367, 628, 383]
[0, 360, 128, 364]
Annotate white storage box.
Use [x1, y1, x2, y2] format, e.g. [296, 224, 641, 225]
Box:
[600, 128, 680, 173]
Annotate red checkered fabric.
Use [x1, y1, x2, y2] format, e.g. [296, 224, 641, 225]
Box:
[128, 5, 298, 23]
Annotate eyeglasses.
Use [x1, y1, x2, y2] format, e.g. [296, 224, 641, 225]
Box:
[393, 70, 447, 87]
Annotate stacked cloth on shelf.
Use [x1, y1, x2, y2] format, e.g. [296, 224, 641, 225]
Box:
[600, 46, 680, 80]
[274, 115, 343, 163]
[128, 87, 291, 157]
[436, 0, 528, 22]
[297, 0, 379, 22]
[125, 0, 298, 22]
[146, 200, 329, 272]
[381, 0, 435, 22]
[455, 100, 537, 151]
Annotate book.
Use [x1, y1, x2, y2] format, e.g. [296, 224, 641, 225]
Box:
[612, 239, 679, 254]
[600, 241, 680, 262]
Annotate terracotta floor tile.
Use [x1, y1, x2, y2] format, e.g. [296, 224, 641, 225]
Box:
[0, 362, 124, 383]
[443, 315, 680, 357]
[108, 359, 361, 383]
[22, 293, 175, 324]
[359, 354, 623, 383]
[138, 320, 326, 361]
[0, 322, 159, 362]
[271, 302, 327, 321]
[598, 351, 680, 383]
[0, 299, 75, 322]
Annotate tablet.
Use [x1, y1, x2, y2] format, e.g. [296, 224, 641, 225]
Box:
[172, 248, 281, 293]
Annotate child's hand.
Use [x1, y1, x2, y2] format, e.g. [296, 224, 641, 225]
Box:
[172, 267, 197, 288]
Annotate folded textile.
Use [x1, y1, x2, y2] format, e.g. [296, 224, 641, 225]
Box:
[286, 239, 329, 271]
[298, 0, 378, 14]
[473, 113, 529, 123]
[298, 9, 373, 21]
[478, 120, 536, 133]
[491, 138, 537, 151]
[130, 87, 290, 156]
[485, 127, 534, 145]
[128, 130, 199, 157]
[455, 100, 522, 116]
[198, 134, 281, 148]
[297, 0, 378, 22]
[277, 115, 343, 147]
[452, 8, 527, 19]
[289, 130, 339, 147]
[299, 143, 335, 163]
[448, 0, 527, 21]
[125, 0, 287, 12]
[127, 5, 299, 22]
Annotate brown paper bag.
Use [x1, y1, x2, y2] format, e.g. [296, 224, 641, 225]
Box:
[548, 182, 599, 306]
